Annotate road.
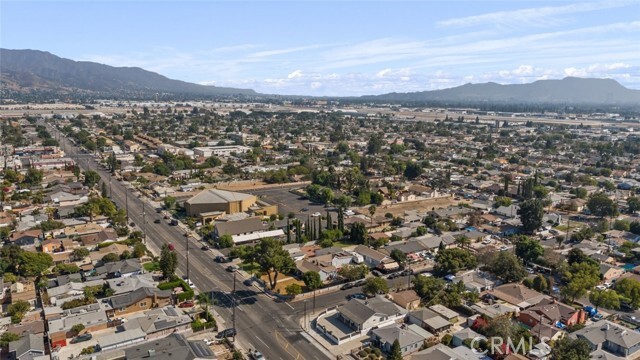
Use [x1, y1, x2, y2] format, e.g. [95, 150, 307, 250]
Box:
[47, 122, 332, 360]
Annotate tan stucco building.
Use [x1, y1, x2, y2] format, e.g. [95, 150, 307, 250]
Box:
[185, 189, 257, 217]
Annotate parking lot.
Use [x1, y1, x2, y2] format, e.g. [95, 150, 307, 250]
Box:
[248, 187, 331, 221]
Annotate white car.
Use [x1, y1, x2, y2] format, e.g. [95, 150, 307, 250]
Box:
[499, 245, 509, 251]
[311, 212, 321, 217]
[595, 285, 607, 291]
[250, 351, 265, 360]
[344, 210, 355, 216]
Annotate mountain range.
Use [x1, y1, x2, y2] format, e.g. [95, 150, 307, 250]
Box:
[1, 48, 639, 104]
[0, 49, 256, 99]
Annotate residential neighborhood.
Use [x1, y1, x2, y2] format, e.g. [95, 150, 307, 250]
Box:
[2, 101, 640, 360]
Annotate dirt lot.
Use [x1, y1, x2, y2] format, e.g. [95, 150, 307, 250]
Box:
[356, 195, 464, 218]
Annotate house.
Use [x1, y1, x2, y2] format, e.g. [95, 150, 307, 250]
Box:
[459, 270, 498, 292]
[370, 324, 426, 355]
[94, 259, 142, 278]
[408, 308, 452, 334]
[214, 217, 284, 244]
[387, 290, 421, 310]
[121, 306, 192, 339]
[8, 333, 45, 360]
[600, 263, 625, 283]
[8, 230, 41, 247]
[123, 333, 215, 360]
[573, 320, 640, 358]
[97, 328, 146, 351]
[295, 259, 336, 282]
[528, 342, 552, 360]
[106, 273, 158, 296]
[451, 328, 485, 347]
[487, 283, 549, 310]
[518, 298, 585, 328]
[48, 304, 109, 347]
[429, 304, 459, 322]
[47, 279, 104, 306]
[412, 344, 467, 360]
[107, 287, 173, 317]
[353, 245, 399, 271]
[41, 238, 63, 253]
[336, 296, 405, 332]
[10, 282, 37, 307]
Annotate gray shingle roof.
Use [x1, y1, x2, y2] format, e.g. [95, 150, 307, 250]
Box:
[110, 287, 172, 309]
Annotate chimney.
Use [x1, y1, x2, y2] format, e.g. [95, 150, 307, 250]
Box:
[148, 349, 155, 357]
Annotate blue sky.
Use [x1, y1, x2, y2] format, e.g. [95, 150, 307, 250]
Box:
[2, 0, 639, 95]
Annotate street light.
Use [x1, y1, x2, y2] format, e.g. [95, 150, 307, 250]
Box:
[303, 300, 308, 331]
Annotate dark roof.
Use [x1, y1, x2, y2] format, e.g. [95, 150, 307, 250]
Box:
[95, 259, 141, 276]
[124, 333, 215, 360]
[215, 217, 264, 236]
[110, 287, 172, 309]
[9, 334, 45, 360]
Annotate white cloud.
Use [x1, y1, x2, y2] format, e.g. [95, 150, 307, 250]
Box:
[437, 1, 635, 28]
[287, 70, 303, 79]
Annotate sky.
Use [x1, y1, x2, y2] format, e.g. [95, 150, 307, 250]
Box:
[1, 0, 639, 96]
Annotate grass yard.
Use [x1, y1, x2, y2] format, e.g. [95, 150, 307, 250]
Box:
[143, 261, 160, 272]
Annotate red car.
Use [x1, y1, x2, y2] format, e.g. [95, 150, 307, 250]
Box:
[178, 301, 194, 308]
[168, 244, 175, 251]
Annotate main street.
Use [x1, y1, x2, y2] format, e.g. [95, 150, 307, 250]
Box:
[46, 122, 332, 360]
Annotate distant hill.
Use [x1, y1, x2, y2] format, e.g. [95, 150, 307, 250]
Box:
[361, 77, 640, 105]
[0, 49, 256, 99]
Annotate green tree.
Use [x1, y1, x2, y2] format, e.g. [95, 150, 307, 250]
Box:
[337, 264, 369, 281]
[302, 271, 322, 291]
[628, 196, 640, 214]
[551, 337, 592, 360]
[532, 274, 548, 293]
[389, 249, 407, 268]
[72, 248, 90, 261]
[490, 251, 527, 283]
[18, 252, 52, 277]
[587, 193, 618, 218]
[349, 222, 367, 244]
[83, 170, 101, 188]
[164, 196, 177, 209]
[159, 244, 178, 279]
[285, 283, 302, 296]
[389, 339, 403, 360]
[403, 162, 423, 180]
[101, 253, 119, 263]
[562, 261, 600, 302]
[255, 238, 295, 290]
[518, 199, 544, 234]
[615, 278, 640, 309]
[362, 277, 389, 296]
[413, 275, 445, 305]
[23, 168, 43, 186]
[433, 248, 477, 276]
[0, 332, 20, 347]
[71, 323, 85, 335]
[101, 182, 108, 198]
[515, 236, 544, 264]
[589, 289, 621, 310]
[217, 234, 234, 248]
[614, 219, 631, 231]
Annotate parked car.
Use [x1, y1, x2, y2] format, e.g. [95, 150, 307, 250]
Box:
[243, 279, 253, 286]
[71, 334, 93, 344]
[226, 265, 239, 272]
[311, 212, 321, 217]
[354, 279, 366, 286]
[201, 245, 210, 250]
[154, 219, 161, 224]
[372, 270, 383, 277]
[526, 267, 535, 274]
[250, 351, 265, 360]
[341, 283, 354, 290]
[347, 293, 367, 300]
[168, 244, 175, 251]
[300, 207, 309, 212]
[215, 328, 237, 339]
[178, 301, 195, 308]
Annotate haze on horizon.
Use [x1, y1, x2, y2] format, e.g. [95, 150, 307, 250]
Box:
[2, 0, 639, 96]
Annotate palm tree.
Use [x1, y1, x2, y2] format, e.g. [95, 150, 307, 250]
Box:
[369, 205, 377, 229]
[455, 235, 470, 249]
[45, 207, 56, 221]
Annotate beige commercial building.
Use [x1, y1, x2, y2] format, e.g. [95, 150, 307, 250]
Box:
[185, 189, 257, 217]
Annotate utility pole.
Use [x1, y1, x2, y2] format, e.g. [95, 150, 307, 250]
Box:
[125, 189, 129, 222]
[109, 177, 112, 199]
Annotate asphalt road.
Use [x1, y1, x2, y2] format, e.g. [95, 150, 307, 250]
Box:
[47, 122, 332, 360]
